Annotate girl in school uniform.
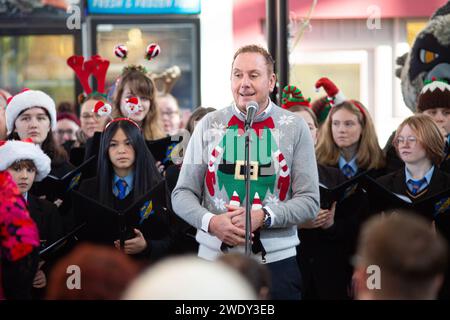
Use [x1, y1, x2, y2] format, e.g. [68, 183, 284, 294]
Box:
[315, 97, 385, 178]
[85, 66, 166, 172]
[376, 114, 450, 299]
[283, 85, 361, 299]
[5, 89, 74, 178]
[385, 79, 450, 173]
[0, 170, 39, 300]
[0, 139, 64, 294]
[77, 118, 171, 261]
[377, 114, 449, 202]
[112, 66, 165, 141]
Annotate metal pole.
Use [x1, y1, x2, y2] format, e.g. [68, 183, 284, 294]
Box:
[244, 126, 252, 256]
[266, 0, 277, 102]
[276, 0, 289, 106]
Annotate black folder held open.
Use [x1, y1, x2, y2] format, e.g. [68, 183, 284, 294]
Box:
[71, 180, 169, 247]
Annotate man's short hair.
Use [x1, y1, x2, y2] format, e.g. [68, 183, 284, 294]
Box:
[232, 44, 275, 75]
[356, 212, 448, 299]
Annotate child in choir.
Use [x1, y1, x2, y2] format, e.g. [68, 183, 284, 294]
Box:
[385, 79, 450, 173]
[315, 78, 385, 178]
[5, 89, 74, 178]
[77, 94, 109, 145]
[0, 139, 64, 294]
[76, 118, 171, 260]
[283, 85, 362, 299]
[112, 66, 165, 141]
[376, 114, 450, 299]
[0, 170, 40, 300]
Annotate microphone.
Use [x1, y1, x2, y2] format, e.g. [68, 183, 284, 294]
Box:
[245, 101, 259, 128]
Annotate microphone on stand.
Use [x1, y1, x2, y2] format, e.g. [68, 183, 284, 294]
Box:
[245, 101, 259, 128]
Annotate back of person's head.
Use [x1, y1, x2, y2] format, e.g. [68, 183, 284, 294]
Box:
[218, 253, 271, 300]
[185, 107, 216, 134]
[46, 243, 140, 300]
[354, 212, 448, 300]
[123, 255, 256, 300]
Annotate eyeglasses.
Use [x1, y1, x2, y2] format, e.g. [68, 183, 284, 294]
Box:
[396, 136, 417, 146]
[161, 111, 179, 118]
[81, 113, 102, 120]
[56, 129, 75, 136]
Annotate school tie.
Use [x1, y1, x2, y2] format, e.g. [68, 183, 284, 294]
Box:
[341, 164, 355, 179]
[116, 179, 128, 200]
[408, 178, 427, 196]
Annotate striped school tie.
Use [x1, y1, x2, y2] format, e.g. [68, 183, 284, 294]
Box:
[408, 178, 427, 196]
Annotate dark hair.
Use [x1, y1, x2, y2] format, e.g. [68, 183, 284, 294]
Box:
[186, 107, 216, 134]
[9, 160, 37, 172]
[7, 107, 69, 166]
[57, 101, 75, 114]
[97, 119, 162, 206]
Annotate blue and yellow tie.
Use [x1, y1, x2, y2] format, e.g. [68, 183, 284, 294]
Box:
[408, 178, 427, 196]
[342, 164, 355, 179]
[116, 179, 128, 200]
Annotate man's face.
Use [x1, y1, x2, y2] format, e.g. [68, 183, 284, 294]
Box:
[231, 52, 276, 113]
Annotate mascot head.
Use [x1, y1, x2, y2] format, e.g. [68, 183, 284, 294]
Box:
[397, 1, 450, 112]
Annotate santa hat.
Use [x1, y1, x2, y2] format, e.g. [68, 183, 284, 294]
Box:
[281, 85, 311, 109]
[315, 77, 346, 106]
[0, 140, 51, 181]
[5, 89, 57, 134]
[417, 79, 450, 112]
[57, 112, 81, 127]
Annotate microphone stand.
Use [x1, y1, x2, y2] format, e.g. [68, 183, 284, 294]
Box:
[244, 121, 252, 256]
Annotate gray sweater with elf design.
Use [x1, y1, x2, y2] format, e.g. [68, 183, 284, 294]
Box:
[172, 101, 319, 263]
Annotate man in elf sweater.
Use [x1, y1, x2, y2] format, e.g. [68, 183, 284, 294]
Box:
[172, 45, 319, 299]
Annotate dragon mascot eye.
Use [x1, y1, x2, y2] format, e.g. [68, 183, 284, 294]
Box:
[396, 1, 450, 113]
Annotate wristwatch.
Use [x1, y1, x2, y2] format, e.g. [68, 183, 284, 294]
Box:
[262, 207, 272, 229]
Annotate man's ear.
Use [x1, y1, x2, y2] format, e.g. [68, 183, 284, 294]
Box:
[269, 73, 276, 93]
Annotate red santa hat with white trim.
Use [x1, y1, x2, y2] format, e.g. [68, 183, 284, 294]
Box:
[0, 139, 51, 181]
[5, 89, 57, 134]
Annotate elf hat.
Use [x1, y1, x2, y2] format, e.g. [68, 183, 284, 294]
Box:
[315, 77, 346, 106]
[417, 78, 450, 113]
[281, 85, 311, 109]
[5, 89, 57, 134]
[0, 139, 51, 181]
